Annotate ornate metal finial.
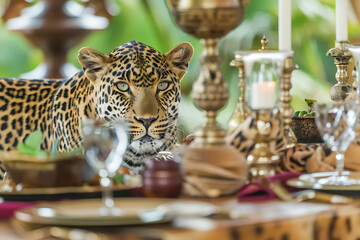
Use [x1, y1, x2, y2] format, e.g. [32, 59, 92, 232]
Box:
[326, 41, 352, 102]
[260, 35, 268, 51]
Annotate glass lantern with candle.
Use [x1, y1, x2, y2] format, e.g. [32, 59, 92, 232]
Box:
[237, 50, 293, 180]
[247, 60, 278, 111]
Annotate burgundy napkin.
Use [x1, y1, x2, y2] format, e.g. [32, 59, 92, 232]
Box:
[0, 201, 33, 219]
[237, 172, 302, 202]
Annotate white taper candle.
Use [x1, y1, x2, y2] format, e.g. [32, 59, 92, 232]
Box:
[278, 0, 292, 50]
[336, 0, 348, 42]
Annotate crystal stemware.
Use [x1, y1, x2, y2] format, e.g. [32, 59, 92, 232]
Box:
[315, 102, 359, 185]
[82, 119, 128, 216]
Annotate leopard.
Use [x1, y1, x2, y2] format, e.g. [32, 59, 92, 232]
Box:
[0, 40, 193, 173]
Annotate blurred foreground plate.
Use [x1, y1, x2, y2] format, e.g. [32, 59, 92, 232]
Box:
[15, 198, 175, 226]
[14, 198, 220, 226]
[0, 185, 134, 201]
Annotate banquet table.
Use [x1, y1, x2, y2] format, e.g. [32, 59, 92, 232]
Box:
[1, 195, 360, 240]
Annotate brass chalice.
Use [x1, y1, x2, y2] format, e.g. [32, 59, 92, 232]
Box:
[3, 0, 112, 79]
[167, 0, 248, 197]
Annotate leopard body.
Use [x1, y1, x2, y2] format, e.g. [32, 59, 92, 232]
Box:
[0, 40, 193, 173]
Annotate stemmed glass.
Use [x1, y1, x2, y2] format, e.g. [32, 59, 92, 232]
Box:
[315, 102, 359, 185]
[82, 119, 128, 216]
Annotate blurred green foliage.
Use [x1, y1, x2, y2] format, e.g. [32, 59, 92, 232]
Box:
[0, 0, 359, 135]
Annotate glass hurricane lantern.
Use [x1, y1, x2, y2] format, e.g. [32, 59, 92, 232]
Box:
[238, 50, 293, 180]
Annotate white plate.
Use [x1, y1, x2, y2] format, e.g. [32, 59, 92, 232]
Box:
[287, 171, 360, 191]
[15, 198, 219, 226]
[15, 198, 175, 226]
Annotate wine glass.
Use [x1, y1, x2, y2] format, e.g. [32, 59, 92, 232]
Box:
[82, 119, 128, 216]
[315, 102, 359, 185]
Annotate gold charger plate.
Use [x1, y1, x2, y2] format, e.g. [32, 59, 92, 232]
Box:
[0, 185, 134, 201]
[287, 172, 360, 193]
[15, 198, 175, 226]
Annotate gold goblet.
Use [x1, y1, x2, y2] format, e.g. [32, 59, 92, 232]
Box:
[167, 0, 248, 197]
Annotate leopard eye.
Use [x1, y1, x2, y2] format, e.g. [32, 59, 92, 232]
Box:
[157, 81, 170, 91]
[116, 82, 129, 92]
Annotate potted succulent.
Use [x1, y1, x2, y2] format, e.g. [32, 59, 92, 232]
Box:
[291, 99, 323, 143]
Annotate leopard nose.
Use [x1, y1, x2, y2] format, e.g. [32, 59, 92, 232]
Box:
[134, 116, 158, 129]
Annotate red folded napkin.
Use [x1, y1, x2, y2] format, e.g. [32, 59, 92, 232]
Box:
[237, 172, 302, 202]
[0, 201, 33, 219]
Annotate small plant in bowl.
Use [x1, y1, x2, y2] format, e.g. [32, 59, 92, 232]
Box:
[293, 99, 317, 117]
[291, 99, 323, 143]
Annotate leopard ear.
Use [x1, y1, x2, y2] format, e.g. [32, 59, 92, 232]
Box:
[163, 42, 193, 80]
[78, 47, 111, 83]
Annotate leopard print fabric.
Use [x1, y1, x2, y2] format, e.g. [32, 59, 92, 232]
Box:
[226, 114, 360, 174]
[0, 40, 193, 173]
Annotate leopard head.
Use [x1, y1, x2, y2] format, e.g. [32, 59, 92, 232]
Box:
[78, 40, 193, 172]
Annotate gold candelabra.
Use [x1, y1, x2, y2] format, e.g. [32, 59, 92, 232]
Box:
[167, 0, 248, 197]
[327, 41, 352, 102]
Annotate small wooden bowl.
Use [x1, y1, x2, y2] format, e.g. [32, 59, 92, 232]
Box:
[291, 116, 323, 144]
[1, 151, 86, 188]
[142, 157, 183, 198]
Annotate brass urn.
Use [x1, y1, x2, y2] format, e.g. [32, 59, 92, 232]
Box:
[167, 0, 249, 197]
[167, 0, 246, 146]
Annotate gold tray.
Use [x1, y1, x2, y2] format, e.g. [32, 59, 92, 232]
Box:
[15, 198, 174, 226]
[287, 172, 360, 194]
[0, 185, 135, 201]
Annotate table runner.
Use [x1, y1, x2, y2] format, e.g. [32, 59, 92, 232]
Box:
[0, 202, 33, 219]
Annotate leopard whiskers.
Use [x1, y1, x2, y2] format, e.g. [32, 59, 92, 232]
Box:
[67, 132, 83, 149]
[176, 125, 187, 140]
[151, 144, 158, 154]
[164, 132, 177, 145]
[160, 56, 170, 72]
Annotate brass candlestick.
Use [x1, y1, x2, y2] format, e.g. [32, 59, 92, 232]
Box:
[228, 55, 249, 132]
[327, 41, 352, 102]
[228, 35, 269, 132]
[281, 57, 297, 148]
[167, 0, 248, 197]
[247, 110, 281, 180]
[191, 38, 229, 145]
